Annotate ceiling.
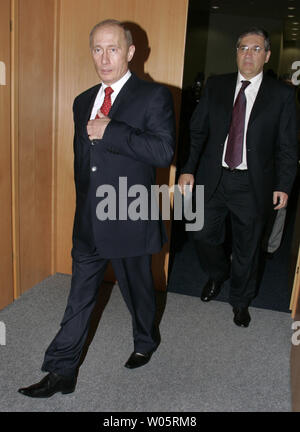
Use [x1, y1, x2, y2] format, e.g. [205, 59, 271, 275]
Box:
[190, 0, 300, 42]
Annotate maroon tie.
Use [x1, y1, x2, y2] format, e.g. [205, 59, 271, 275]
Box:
[95, 86, 114, 118]
[225, 80, 251, 169]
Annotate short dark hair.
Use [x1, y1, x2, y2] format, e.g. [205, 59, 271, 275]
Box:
[89, 19, 133, 49]
[236, 27, 271, 51]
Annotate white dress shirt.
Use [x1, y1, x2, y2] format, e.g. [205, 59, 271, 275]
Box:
[222, 71, 263, 169]
[90, 70, 132, 120]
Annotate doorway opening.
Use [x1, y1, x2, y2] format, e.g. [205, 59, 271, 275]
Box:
[168, 0, 300, 313]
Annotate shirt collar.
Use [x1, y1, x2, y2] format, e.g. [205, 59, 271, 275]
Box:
[101, 70, 132, 93]
[237, 71, 263, 89]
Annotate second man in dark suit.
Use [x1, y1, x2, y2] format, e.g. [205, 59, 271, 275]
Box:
[179, 28, 298, 327]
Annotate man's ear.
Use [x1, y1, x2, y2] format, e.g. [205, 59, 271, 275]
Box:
[265, 50, 271, 64]
[127, 45, 135, 62]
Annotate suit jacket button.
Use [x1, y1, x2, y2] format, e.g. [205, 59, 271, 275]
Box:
[91, 166, 97, 172]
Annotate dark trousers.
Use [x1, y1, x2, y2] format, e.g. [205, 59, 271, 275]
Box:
[41, 248, 157, 377]
[193, 169, 265, 308]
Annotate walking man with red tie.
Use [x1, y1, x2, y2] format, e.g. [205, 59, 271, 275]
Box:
[179, 28, 298, 327]
[18, 19, 175, 397]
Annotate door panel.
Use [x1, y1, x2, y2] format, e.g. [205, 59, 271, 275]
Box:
[0, 0, 14, 310]
[55, 0, 188, 288]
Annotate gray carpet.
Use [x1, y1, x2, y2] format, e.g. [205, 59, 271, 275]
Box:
[0, 274, 293, 412]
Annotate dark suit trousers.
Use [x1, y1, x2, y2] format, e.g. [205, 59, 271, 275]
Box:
[193, 168, 265, 308]
[41, 248, 157, 377]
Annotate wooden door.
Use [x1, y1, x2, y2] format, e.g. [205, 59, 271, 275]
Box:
[0, 0, 14, 310]
[55, 0, 189, 288]
[290, 180, 300, 318]
[17, 0, 55, 294]
[290, 245, 300, 318]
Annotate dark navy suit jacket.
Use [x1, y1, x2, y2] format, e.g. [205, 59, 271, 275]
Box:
[72, 73, 175, 258]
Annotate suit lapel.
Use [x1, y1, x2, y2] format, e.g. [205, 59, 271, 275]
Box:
[220, 73, 273, 130]
[84, 84, 101, 124]
[76, 84, 100, 139]
[78, 74, 137, 132]
[223, 74, 238, 110]
[221, 73, 238, 129]
[108, 73, 137, 118]
[248, 75, 272, 128]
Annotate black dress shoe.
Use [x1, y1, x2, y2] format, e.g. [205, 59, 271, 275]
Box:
[18, 372, 76, 398]
[201, 280, 222, 302]
[124, 352, 153, 369]
[233, 307, 251, 327]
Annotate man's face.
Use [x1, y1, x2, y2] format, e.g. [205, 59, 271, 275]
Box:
[91, 25, 135, 85]
[236, 34, 271, 79]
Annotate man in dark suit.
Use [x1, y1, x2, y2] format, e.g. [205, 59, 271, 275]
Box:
[18, 19, 175, 398]
[178, 28, 298, 328]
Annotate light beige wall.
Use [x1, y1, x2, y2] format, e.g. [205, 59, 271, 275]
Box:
[55, 0, 189, 287]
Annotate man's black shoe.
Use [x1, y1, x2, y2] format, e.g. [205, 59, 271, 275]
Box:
[233, 307, 251, 327]
[125, 352, 153, 369]
[18, 372, 76, 398]
[201, 280, 222, 302]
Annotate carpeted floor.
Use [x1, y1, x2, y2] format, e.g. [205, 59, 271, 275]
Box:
[167, 234, 293, 312]
[0, 274, 293, 412]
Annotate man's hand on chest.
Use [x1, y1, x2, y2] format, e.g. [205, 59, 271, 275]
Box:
[87, 111, 111, 140]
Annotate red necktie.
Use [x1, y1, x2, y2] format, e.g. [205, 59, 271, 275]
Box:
[95, 86, 114, 118]
[225, 80, 251, 169]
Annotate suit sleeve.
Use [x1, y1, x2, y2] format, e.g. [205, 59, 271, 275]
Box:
[100, 85, 175, 168]
[72, 99, 80, 189]
[180, 78, 210, 175]
[274, 87, 299, 195]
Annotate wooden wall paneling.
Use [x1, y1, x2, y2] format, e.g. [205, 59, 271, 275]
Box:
[290, 182, 300, 317]
[18, 0, 55, 294]
[11, 0, 20, 300]
[55, 0, 189, 288]
[0, 0, 14, 310]
[291, 302, 300, 411]
[290, 246, 300, 318]
[51, 0, 60, 275]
